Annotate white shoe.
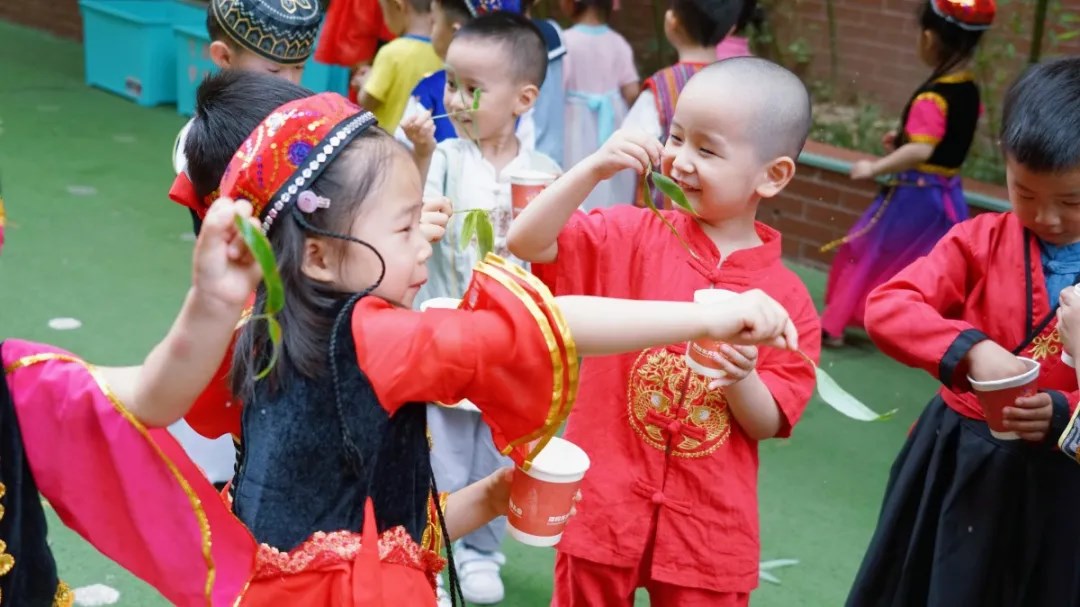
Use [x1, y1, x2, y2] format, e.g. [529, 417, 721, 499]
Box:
[435, 575, 453, 607]
[455, 544, 506, 604]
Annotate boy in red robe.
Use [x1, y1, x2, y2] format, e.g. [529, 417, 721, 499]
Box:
[508, 58, 821, 607]
[849, 56, 1080, 606]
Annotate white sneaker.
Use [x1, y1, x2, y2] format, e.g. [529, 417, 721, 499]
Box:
[454, 544, 506, 604]
[435, 575, 453, 607]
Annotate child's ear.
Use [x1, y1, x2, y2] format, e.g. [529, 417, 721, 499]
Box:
[513, 83, 541, 117]
[208, 41, 233, 70]
[301, 237, 338, 283]
[755, 156, 797, 199]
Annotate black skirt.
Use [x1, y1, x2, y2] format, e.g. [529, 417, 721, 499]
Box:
[847, 396, 1080, 607]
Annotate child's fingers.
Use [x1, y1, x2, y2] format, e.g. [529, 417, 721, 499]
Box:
[1012, 394, 1051, 410]
[1003, 404, 1051, 421]
[707, 377, 737, 390]
[1017, 431, 1048, 442]
[618, 149, 651, 173]
[719, 344, 754, 369]
[1005, 419, 1051, 433]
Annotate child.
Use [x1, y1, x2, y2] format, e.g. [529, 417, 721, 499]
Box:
[316, 0, 395, 100]
[622, 0, 740, 208]
[356, 0, 442, 132]
[715, 0, 761, 60]
[182, 70, 800, 605]
[849, 56, 1080, 607]
[171, 0, 323, 232]
[395, 0, 568, 163]
[508, 58, 821, 606]
[561, 0, 639, 211]
[821, 0, 993, 347]
[403, 13, 560, 603]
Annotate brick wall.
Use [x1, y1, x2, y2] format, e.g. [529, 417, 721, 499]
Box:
[0, 0, 82, 40]
[765, 141, 1008, 271]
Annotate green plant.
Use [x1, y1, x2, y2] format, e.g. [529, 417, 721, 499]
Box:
[234, 215, 284, 379]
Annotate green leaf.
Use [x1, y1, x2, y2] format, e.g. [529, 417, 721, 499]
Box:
[234, 215, 285, 314]
[252, 314, 282, 380]
[651, 172, 695, 215]
[458, 209, 477, 251]
[472, 88, 482, 110]
[475, 211, 495, 259]
[814, 366, 896, 422]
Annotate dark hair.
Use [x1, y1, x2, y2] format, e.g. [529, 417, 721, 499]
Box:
[918, 1, 986, 81]
[671, 0, 741, 47]
[734, 0, 764, 35]
[434, 0, 473, 24]
[186, 71, 397, 401]
[1001, 57, 1080, 173]
[453, 11, 548, 86]
[570, 0, 613, 20]
[185, 71, 313, 201]
[206, 5, 235, 47]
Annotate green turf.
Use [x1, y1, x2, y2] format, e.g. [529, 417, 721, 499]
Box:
[0, 21, 938, 606]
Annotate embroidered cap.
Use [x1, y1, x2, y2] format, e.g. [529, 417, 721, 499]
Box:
[211, 0, 323, 65]
[465, 0, 523, 16]
[218, 93, 377, 233]
[930, 0, 996, 31]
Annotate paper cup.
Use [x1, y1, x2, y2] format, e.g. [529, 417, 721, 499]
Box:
[510, 170, 556, 218]
[968, 356, 1040, 440]
[419, 297, 460, 311]
[684, 289, 738, 379]
[507, 437, 590, 547]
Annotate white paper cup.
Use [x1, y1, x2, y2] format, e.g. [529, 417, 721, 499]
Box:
[509, 170, 556, 218]
[968, 357, 1040, 440]
[684, 289, 737, 378]
[507, 437, 590, 547]
[419, 297, 461, 311]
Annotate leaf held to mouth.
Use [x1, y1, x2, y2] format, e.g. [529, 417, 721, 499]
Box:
[651, 172, 695, 215]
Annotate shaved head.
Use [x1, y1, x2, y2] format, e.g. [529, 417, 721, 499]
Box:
[684, 57, 812, 161]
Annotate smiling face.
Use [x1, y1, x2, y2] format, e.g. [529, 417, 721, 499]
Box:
[1008, 157, 1080, 246]
[442, 37, 537, 142]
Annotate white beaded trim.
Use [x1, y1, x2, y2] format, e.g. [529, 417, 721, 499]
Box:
[261, 111, 377, 233]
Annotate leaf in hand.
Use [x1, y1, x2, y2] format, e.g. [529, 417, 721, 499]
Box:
[652, 172, 695, 215]
[233, 215, 285, 379]
[458, 209, 477, 252]
[814, 365, 896, 422]
[475, 210, 495, 259]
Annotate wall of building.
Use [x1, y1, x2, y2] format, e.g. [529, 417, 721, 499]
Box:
[0, 0, 82, 40]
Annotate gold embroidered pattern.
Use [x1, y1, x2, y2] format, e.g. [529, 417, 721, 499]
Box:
[53, 581, 74, 607]
[627, 348, 731, 458]
[0, 482, 10, 603]
[1029, 328, 1061, 360]
[254, 525, 445, 583]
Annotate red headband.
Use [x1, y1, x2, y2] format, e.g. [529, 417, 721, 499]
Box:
[218, 93, 377, 233]
[931, 0, 995, 30]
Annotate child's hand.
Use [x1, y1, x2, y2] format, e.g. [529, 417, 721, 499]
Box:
[1003, 392, 1053, 442]
[192, 197, 264, 310]
[710, 289, 799, 351]
[965, 340, 1028, 383]
[586, 129, 664, 181]
[850, 159, 876, 180]
[420, 196, 453, 244]
[351, 63, 372, 90]
[1058, 286, 1080, 354]
[482, 466, 582, 519]
[401, 107, 437, 158]
[706, 345, 758, 389]
[882, 130, 897, 151]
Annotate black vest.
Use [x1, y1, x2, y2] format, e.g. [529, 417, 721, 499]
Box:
[897, 75, 981, 171]
[230, 303, 433, 552]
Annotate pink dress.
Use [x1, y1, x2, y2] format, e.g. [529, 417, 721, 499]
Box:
[716, 36, 752, 60]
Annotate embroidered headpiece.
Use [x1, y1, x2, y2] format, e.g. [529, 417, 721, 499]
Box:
[930, 0, 996, 31]
[211, 0, 323, 65]
[218, 93, 377, 233]
[464, 0, 523, 16]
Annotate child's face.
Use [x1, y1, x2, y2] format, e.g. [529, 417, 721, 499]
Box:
[443, 38, 537, 142]
[378, 0, 410, 37]
[430, 1, 459, 59]
[660, 82, 780, 224]
[210, 43, 305, 84]
[1008, 157, 1080, 246]
[321, 149, 432, 306]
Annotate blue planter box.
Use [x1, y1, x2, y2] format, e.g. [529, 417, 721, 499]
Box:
[80, 0, 205, 107]
[175, 25, 352, 117]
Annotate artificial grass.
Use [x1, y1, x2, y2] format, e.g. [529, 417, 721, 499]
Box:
[0, 20, 938, 606]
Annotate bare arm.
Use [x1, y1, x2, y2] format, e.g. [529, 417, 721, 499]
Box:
[358, 90, 383, 114]
[445, 469, 512, 541]
[620, 82, 641, 106]
[724, 372, 783, 440]
[853, 142, 934, 179]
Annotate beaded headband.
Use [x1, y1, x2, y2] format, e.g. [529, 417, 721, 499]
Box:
[218, 93, 377, 233]
[211, 0, 322, 66]
[465, 0, 523, 17]
[930, 0, 995, 31]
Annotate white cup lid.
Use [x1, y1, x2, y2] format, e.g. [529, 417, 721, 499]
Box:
[526, 437, 590, 481]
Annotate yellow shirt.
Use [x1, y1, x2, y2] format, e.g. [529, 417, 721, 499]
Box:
[364, 36, 443, 132]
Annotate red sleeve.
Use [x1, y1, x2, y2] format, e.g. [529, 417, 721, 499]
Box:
[314, 0, 394, 66]
[904, 92, 947, 145]
[532, 205, 647, 297]
[758, 280, 822, 438]
[184, 343, 242, 439]
[864, 219, 989, 389]
[354, 256, 579, 468]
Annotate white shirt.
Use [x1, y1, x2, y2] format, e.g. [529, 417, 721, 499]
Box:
[173, 119, 194, 175]
[621, 89, 663, 141]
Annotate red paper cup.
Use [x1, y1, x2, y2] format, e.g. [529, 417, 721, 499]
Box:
[685, 289, 737, 379]
[968, 356, 1040, 440]
[507, 437, 590, 547]
[510, 170, 556, 218]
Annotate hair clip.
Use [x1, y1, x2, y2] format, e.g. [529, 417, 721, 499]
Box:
[297, 190, 331, 213]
